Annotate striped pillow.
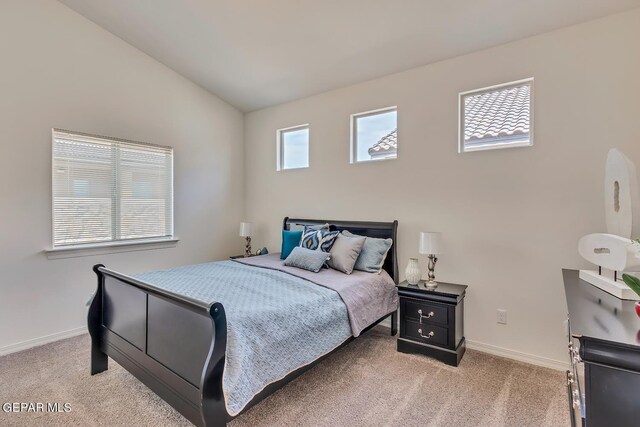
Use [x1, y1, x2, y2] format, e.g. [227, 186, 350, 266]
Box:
[300, 227, 339, 252]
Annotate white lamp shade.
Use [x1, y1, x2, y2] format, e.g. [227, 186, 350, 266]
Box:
[419, 232, 442, 255]
[239, 222, 253, 237]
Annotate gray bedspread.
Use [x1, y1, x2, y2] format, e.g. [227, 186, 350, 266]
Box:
[234, 254, 398, 336]
[133, 257, 396, 416]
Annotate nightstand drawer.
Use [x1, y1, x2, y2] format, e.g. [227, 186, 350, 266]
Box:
[403, 320, 448, 347]
[403, 298, 448, 326]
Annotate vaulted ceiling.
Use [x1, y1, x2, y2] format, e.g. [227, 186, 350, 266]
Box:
[59, 0, 640, 112]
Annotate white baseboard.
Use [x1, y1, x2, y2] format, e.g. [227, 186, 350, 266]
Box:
[376, 321, 567, 371]
[1, 324, 569, 372]
[466, 339, 569, 371]
[378, 317, 392, 328]
[0, 326, 87, 356]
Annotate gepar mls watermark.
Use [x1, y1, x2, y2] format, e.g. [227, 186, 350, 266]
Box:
[2, 402, 71, 413]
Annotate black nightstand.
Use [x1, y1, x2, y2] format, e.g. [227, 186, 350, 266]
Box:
[396, 280, 467, 366]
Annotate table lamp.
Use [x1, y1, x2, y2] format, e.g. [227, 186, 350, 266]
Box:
[239, 222, 253, 257]
[419, 232, 442, 289]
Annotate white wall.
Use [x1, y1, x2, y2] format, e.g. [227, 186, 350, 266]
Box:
[0, 1, 244, 352]
[244, 9, 640, 365]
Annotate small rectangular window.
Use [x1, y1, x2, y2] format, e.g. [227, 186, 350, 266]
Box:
[52, 129, 174, 247]
[459, 78, 533, 153]
[277, 125, 309, 171]
[351, 107, 397, 163]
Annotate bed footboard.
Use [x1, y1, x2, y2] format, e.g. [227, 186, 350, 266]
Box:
[88, 264, 229, 427]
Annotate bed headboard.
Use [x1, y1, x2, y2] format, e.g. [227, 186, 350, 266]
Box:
[283, 217, 399, 284]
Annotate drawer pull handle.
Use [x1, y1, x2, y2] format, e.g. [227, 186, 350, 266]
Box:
[418, 329, 434, 339]
[418, 309, 434, 323]
[572, 349, 581, 363]
[567, 372, 574, 385]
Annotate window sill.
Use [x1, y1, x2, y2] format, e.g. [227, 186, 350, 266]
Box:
[45, 238, 179, 260]
[460, 140, 532, 153]
[351, 156, 397, 164]
[277, 165, 309, 172]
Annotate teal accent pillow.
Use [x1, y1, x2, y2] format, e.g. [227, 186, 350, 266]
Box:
[283, 247, 330, 273]
[281, 230, 303, 259]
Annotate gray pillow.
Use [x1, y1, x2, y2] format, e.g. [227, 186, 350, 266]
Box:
[283, 247, 330, 273]
[289, 222, 330, 232]
[328, 234, 366, 274]
[342, 230, 393, 273]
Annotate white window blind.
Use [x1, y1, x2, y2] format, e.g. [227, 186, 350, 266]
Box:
[52, 129, 174, 247]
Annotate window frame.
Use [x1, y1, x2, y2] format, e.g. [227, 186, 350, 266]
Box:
[276, 124, 310, 171]
[350, 106, 398, 164]
[49, 129, 175, 252]
[458, 78, 534, 154]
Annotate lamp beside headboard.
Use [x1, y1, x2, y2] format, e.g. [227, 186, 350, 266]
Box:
[283, 217, 399, 284]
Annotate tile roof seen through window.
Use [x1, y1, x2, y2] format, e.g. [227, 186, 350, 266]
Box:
[368, 129, 397, 158]
[463, 82, 531, 149]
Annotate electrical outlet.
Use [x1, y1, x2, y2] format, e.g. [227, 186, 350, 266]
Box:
[497, 309, 507, 324]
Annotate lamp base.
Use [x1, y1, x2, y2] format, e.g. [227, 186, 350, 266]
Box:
[244, 236, 252, 258]
[422, 280, 438, 290]
[425, 254, 438, 289]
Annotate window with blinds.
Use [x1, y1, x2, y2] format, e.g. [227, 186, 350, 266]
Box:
[52, 129, 174, 248]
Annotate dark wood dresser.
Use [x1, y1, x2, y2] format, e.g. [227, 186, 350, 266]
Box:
[563, 269, 640, 427]
[396, 280, 467, 366]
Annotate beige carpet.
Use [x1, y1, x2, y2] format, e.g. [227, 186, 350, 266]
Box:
[0, 327, 569, 427]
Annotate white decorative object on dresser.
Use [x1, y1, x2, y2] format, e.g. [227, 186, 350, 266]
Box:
[605, 149, 640, 237]
[578, 234, 640, 300]
[578, 149, 640, 298]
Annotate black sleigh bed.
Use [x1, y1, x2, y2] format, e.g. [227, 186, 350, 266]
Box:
[88, 218, 399, 426]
